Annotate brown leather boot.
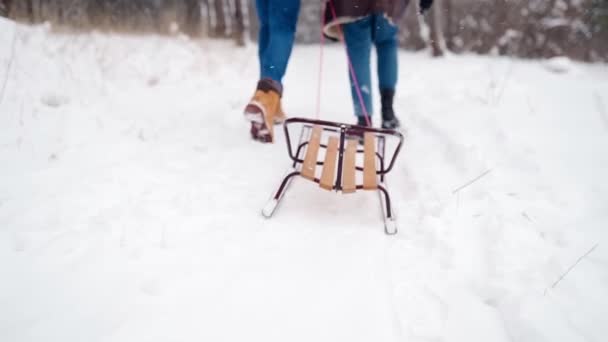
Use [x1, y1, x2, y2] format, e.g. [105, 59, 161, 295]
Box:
[244, 79, 283, 143]
[244, 89, 280, 143]
[274, 100, 287, 124]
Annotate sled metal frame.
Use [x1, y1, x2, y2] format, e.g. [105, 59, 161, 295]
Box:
[262, 118, 404, 235]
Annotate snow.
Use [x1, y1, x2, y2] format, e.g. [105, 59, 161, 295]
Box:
[2, 18, 608, 342]
[543, 56, 574, 74]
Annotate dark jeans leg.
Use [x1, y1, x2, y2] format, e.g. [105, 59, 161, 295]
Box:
[259, 0, 301, 84]
[343, 16, 373, 119]
[373, 14, 398, 91]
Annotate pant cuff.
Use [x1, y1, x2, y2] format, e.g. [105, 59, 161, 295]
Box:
[257, 78, 283, 97]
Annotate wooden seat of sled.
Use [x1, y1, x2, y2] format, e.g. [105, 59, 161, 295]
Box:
[262, 117, 405, 235]
[285, 118, 401, 194]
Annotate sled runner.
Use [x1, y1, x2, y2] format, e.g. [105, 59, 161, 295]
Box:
[262, 117, 404, 235]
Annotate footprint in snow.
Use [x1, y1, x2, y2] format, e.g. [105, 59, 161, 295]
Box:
[13, 236, 27, 252]
[140, 279, 162, 296]
[41, 93, 70, 108]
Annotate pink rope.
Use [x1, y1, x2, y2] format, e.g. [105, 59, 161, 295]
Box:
[315, 0, 326, 119]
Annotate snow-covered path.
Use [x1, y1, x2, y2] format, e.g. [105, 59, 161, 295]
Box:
[1, 20, 608, 342]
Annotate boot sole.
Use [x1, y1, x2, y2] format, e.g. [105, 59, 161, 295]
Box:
[244, 100, 266, 124]
[244, 101, 286, 124]
[244, 101, 273, 143]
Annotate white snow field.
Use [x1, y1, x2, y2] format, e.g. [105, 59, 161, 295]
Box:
[1, 18, 608, 342]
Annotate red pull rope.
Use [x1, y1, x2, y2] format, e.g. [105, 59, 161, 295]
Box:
[315, 0, 372, 127]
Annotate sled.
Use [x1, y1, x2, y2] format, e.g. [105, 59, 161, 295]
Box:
[262, 117, 404, 235]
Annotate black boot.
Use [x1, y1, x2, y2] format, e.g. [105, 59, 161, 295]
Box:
[380, 89, 400, 129]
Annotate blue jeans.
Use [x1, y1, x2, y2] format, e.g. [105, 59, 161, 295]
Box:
[256, 0, 301, 85]
[343, 14, 399, 118]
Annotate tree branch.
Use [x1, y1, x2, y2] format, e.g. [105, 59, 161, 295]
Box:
[452, 169, 493, 194]
[545, 243, 599, 295]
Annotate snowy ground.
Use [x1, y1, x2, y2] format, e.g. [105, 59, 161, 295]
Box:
[1, 19, 608, 342]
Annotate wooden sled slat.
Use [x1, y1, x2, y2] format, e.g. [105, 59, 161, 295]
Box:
[363, 132, 378, 190]
[319, 136, 339, 191]
[301, 125, 322, 180]
[342, 139, 358, 193]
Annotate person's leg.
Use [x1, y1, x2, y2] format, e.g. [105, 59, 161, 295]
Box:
[343, 16, 373, 125]
[256, 0, 270, 76]
[245, 0, 300, 143]
[373, 14, 398, 91]
[373, 14, 400, 128]
[260, 0, 300, 85]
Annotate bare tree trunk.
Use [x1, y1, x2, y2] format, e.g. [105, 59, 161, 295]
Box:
[429, 0, 446, 57]
[184, 0, 202, 36]
[479, 0, 510, 54]
[26, 0, 34, 23]
[30, 0, 38, 22]
[57, 0, 64, 25]
[445, 0, 454, 51]
[1, 0, 9, 17]
[213, 0, 226, 37]
[248, 0, 258, 41]
[233, 0, 245, 46]
[201, 0, 212, 36]
[87, 0, 106, 28]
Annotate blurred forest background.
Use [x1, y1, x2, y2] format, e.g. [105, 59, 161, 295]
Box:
[1, 0, 607, 62]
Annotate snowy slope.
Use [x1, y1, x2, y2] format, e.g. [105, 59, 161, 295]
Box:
[1, 19, 608, 342]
